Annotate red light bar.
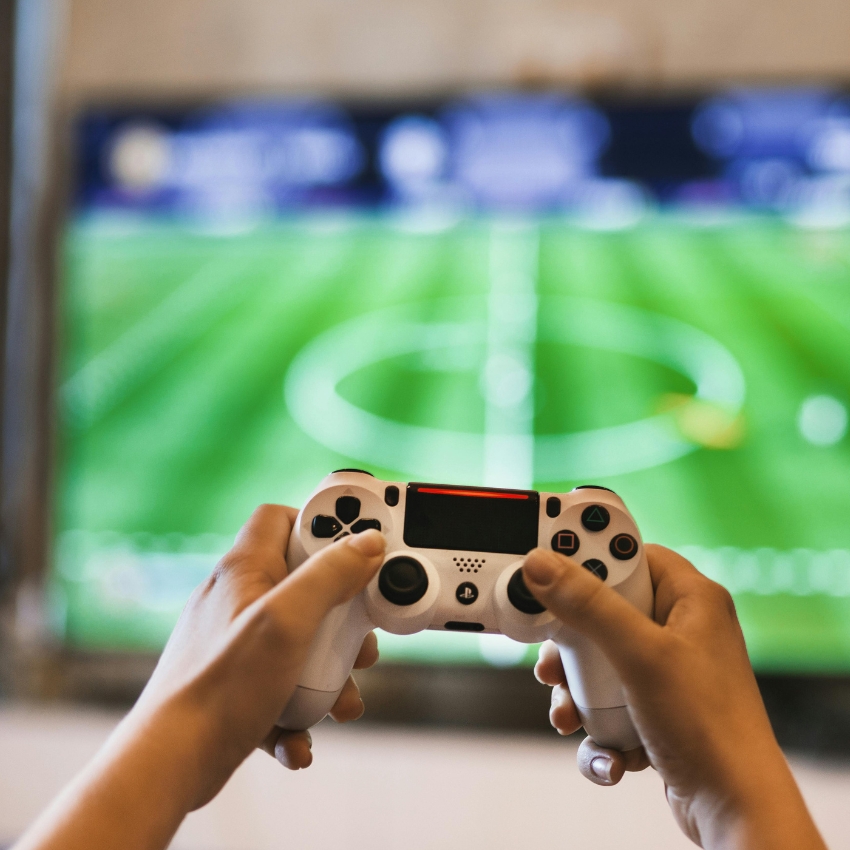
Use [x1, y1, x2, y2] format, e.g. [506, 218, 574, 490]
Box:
[417, 488, 529, 500]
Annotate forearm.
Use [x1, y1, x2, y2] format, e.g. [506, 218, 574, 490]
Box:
[727, 790, 825, 850]
[14, 702, 207, 850]
[699, 753, 826, 850]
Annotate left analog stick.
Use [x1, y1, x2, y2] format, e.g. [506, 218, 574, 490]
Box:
[378, 556, 429, 606]
[507, 568, 546, 615]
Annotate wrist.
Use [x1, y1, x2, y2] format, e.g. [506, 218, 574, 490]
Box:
[695, 747, 825, 850]
[712, 799, 825, 850]
[118, 691, 224, 814]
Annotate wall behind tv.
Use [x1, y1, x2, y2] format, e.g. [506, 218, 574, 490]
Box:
[59, 0, 850, 100]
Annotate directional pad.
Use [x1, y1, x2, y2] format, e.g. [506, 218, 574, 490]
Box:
[351, 518, 381, 534]
[335, 496, 361, 524]
[312, 515, 342, 538]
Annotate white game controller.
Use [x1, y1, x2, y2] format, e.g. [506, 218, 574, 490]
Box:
[278, 469, 653, 751]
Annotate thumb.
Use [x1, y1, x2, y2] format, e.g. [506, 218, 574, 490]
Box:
[263, 530, 386, 638]
[522, 548, 660, 669]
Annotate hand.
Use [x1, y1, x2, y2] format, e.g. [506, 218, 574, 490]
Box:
[523, 544, 826, 850]
[135, 504, 385, 805]
[15, 505, 386, 850]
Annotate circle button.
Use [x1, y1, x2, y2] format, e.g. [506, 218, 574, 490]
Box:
[582, 559, 608, 581]
[378, 556, 429, 606]
[610, 533, 638, 560]
[551, 529, 580, 556]
[507, 568, 546, 615]
[456, 582, 479, 605]
[581, 505, 610, 532]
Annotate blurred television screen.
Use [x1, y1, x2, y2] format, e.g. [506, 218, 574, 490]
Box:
[54, 89, 850, 671]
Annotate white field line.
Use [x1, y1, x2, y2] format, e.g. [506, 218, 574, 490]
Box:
[61, 239, 351, 427]
[679, 545, 850, 597]
[61, 258, 252, 426]
[482, 222, 539, 488]
[56, 530, 850, 604]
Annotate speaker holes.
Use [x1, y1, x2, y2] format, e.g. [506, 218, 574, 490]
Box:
[454, 556, 486, 572]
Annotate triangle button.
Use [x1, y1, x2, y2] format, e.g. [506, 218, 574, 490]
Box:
[581, 504, 610, 531]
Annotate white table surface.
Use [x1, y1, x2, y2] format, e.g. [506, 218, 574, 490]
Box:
[0, 704, 847, 849]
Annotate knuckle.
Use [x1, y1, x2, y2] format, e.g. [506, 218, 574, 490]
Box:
[705, 579, 737, 618]
[249, 601, 302, 647]
[215, 546, 285, 581]
[209, 552, 245, 582]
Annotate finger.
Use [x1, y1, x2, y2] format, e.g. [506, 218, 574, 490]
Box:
[645, 543, 707, 591]
[534, 640, 566, 686]
[328, 676, 365, 723]
[261, 530, 386, 643]
[577, 737, 651, 786]
[353, 631, 379, 670]
[522, 548, 662, 671]
[225, 504, 300, 584]
[260, 727, 313, 770]
[550, 683, 582, 735]
[233, 504, 299, 556]
[645, 544, 713, 625]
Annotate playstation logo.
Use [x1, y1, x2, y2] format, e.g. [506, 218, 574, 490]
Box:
[455, 582, 479, 605]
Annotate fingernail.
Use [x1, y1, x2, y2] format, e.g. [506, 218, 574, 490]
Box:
[590, 757, 612, 782]
[347, 529, 386, 557]
[306, 731, 312, 750]
[523, 550, 560, 587]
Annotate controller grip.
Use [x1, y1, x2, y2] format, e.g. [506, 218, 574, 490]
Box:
[276, 596, 373, 731]
[556, 560, 653, 752]
[557, 636, 642, 750]
[278, 684, 344, 730]
[577, 706, 641, 751]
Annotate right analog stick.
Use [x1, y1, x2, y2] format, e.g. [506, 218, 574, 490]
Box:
[378, 556, 429, 606]
[507, 568, 546, 615]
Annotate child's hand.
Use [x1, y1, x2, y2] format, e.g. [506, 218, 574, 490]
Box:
[132, 504, 385, 807]
[523, 545, 826, 850]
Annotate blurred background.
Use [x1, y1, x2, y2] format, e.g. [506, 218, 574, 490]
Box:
[2, 0, 850, 847]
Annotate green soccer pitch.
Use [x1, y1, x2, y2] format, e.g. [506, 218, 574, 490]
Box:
[53, 212, 850, 671]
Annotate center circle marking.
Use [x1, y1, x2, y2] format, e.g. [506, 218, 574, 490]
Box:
[284, 295, 745, 482]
